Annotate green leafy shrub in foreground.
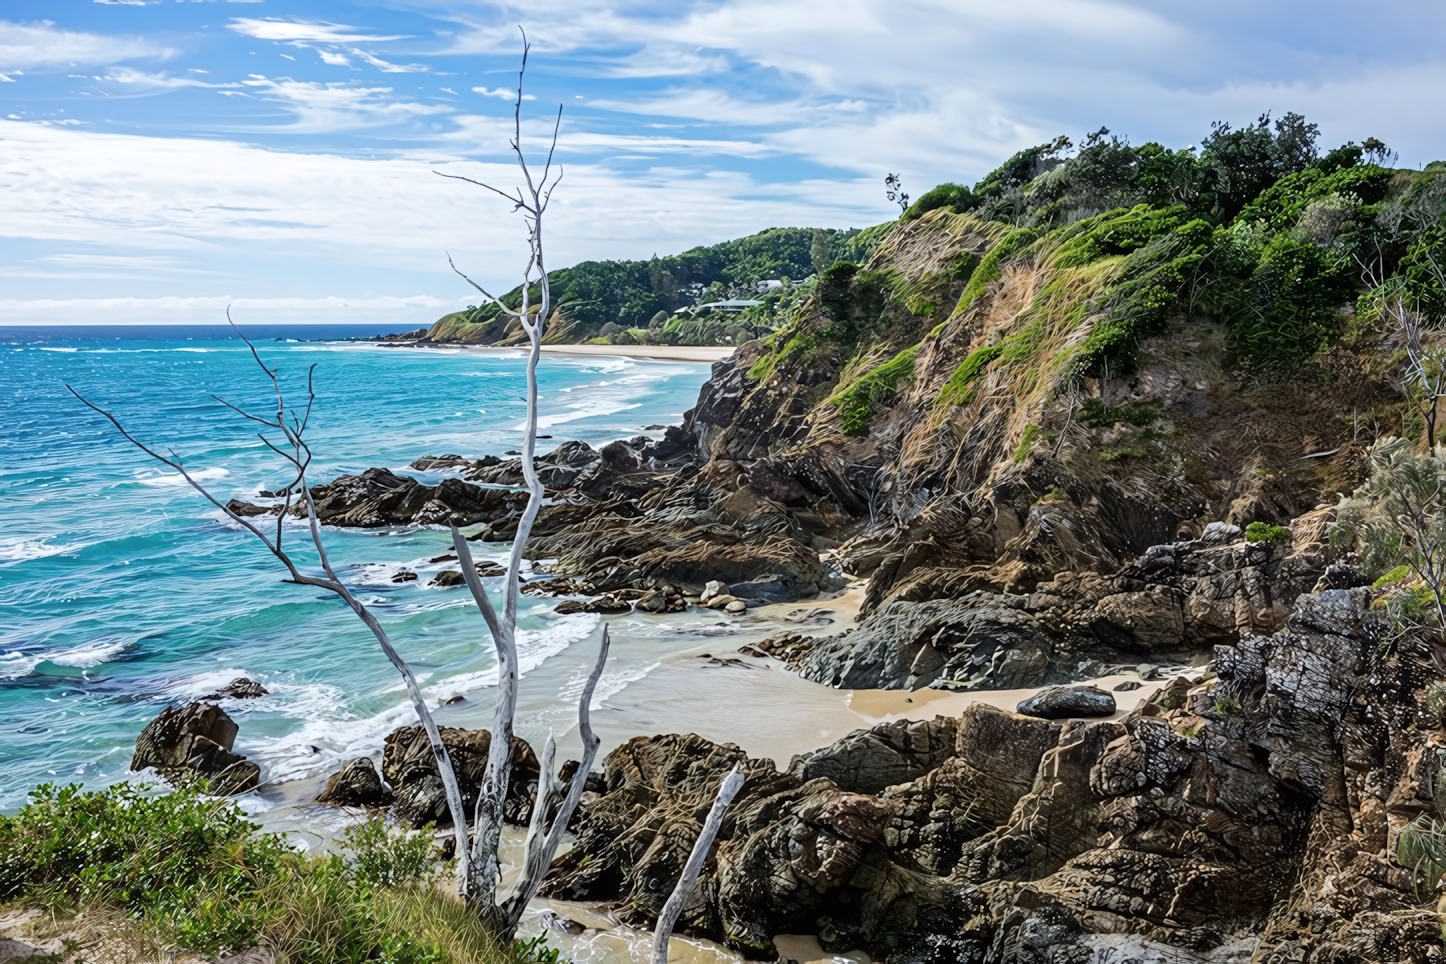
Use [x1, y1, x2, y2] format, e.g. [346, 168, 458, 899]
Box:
[0, 783, 518, 964]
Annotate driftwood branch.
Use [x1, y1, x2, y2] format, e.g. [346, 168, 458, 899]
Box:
[651, 763, 746, 964]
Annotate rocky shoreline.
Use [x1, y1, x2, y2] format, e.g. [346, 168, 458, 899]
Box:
[133, 208, 1446, 961]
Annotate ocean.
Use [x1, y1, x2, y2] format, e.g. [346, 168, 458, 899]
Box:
[0, 324, 719, 812]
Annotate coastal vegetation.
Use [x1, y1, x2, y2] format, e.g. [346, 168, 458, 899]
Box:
[19, 101, 1446, 962]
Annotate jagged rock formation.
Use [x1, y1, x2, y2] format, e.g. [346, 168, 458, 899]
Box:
[380, 725, 539, 829]
[131, 701, 260, 794]
[543, 587, 1445, 962]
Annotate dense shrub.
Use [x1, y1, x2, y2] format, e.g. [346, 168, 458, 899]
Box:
[0, 783, 512, 964]
[903, 183, 973, 221]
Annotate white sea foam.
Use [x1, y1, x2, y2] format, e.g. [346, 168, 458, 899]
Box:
[0, 638, 131, 679]
[136, 466, 230, 487]
[227, 613, 600, 786]
[530, 400, 641, 431]
[0, 536, 87, 566]
[38, 347, 77, 352]
[174, 348, 212, 353]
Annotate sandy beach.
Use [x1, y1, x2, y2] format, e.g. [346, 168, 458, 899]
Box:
[539, 343, 736, 362]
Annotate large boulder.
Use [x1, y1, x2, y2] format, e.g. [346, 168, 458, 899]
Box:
[316, 757, 392, 808]
[131, 701, 260, 794]
[381, 725, 539, 828]
[788, 717, 957, 794]
[300, 467, 525, 528]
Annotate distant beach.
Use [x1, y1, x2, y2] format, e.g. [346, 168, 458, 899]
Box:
[540, 343, 735, 362]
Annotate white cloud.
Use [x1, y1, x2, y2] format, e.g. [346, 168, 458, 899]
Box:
[473, 86, 533, 101]
[227, 18, 407, 44]
[0, 19, 172, 72]
[317, 50, 351, 66]
[106, 67, 240, 91]
[238, 75, 451, 131]
[350, 49, 429, 74]
[0, 119, 884, 321]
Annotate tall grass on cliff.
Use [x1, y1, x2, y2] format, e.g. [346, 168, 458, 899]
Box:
[0, 782, 529, 964]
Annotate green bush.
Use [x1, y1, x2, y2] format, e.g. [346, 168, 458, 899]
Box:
[903, 183, 973, 221]
[1245, 521, 1291, 543]
[1373, 564, 1413, 589]
[832, 345, 921, 436]
[0, 783, 461, 963]
[953, 228, 1039, 317]
[1052, 204, 1188, 269]
[344, 817, 441, 890]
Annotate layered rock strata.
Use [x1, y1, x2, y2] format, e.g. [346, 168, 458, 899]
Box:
[543, 588, 1445, 963]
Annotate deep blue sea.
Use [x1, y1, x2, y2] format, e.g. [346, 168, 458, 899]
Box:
[0, 325, 716, 811]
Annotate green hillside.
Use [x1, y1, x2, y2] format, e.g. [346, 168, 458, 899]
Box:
[424, 225, 888, 347]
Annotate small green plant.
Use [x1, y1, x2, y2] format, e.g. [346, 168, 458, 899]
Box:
[1334, 437, 1446, 629]
[344, 816, 441, 889]
[1397, 814, 1446, 900]
[1373, 563, 1413, 588]
[513, 934, 561, 964]
[1013, 424, 1041, 463]
[1213, 695, 1241, 716]
[1078, 398, 1161, 429]
[831, 344, 921, 435]
[939, 344, 1004, 406]
[1245, 521, 1292, 544]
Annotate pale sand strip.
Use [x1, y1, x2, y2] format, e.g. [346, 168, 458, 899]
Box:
[539, 343, 735, 362]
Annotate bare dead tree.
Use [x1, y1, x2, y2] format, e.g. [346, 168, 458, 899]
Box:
[432, 29, 608, 936]
[650, 764, 745, 964]
[66, 315, 474, 871]
[1390, 298, 1446, 447]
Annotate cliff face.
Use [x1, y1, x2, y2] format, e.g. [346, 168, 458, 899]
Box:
[685, 205, 1403, 599]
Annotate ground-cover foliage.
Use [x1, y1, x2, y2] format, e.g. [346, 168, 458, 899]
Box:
[0, 783, 532, 964]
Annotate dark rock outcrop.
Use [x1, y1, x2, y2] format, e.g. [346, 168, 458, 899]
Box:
[301, 468, 525, 528]
[788, 717, 958, 794]
[131, 701, 260, 794]
[381, 725, 539, 828]
[777, 522, 1346, 692]
[1016, 684, 1116, 719]
[542, 587, 1444, 962]
[316, 757, 392, 808]
[201, 677, 268, 700]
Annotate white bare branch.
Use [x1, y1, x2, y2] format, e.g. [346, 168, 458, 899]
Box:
[651, 763, 746, 964]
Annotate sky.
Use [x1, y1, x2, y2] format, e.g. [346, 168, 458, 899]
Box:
[2, 1, 1445, 326]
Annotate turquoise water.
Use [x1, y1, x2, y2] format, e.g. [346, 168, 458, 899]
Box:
[0, 325, 715, 811]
